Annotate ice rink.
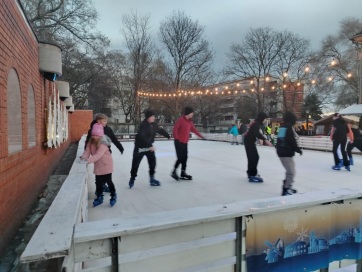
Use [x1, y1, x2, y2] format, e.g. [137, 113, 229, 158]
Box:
[86, 139, 362, 221]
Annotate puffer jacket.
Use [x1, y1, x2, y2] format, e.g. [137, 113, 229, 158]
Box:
[82, 135, 113, 175]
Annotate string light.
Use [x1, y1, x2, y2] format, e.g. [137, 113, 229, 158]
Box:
[137, 66, 354, 98]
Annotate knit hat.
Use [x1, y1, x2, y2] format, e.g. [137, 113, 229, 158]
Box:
[184, 107, 194, 115]
[256, 112, 268, 123]
[91, 123, 104, 137]
[144, 109, 155, 119]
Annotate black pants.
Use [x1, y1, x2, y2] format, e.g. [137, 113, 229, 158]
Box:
[174, 141, 188, 171]
[332, 139, 349, 166]
[130, 147, 156, 178]
[95, 173, 115, 196]
[245, 143, 259, 177]
[347, 139, 362, 157]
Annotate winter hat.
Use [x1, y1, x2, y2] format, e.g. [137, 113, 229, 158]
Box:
[91, 123, 104, 137]
[283, 111, 297, 125]
[144, 109, 155, 119]
[256, 112, 268, 123]
[184, 107, 194, 115]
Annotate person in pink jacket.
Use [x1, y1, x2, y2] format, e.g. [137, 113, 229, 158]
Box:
[81, 123, 117, 207]
[171, 107, 204, 181]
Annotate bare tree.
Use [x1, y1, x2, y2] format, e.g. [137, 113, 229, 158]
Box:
[121, 10, 155, 127]
[159, 10, 214, 116]
[225, 27, 311, 114]
[315, 17, 362, 108]
[19, 0, 102, 46]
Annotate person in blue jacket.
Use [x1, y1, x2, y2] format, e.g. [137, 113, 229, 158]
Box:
[276, 111, 302, 196]
[228, 124, 239, 145]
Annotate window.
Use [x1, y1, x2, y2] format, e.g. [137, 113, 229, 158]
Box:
[27, 85, 36, 147]
[7, 69, 22, 153]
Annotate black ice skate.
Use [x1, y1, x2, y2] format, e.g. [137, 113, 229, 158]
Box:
[282, 187, 297, 196]
[171, 170, 179, 181]
[150, 176, 161, 186]
[180, 171, 192, 180]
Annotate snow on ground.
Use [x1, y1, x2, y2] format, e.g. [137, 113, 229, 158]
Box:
[86, 139, 362, 221]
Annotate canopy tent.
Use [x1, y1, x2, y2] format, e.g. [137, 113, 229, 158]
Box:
[339, 104, 362, 116]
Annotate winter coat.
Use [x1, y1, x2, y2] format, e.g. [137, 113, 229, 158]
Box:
[276, 125, 302, 157]
[135, 119, 170, 148]
[173, 115, 203, 144]
[85, 121, 124, 154]
[244, 121, 266, 145]
[238, 124, 247, 134]
[330, 118, 349, 142]
[228, 125, 239, 136]
[82, 135, 113, 175]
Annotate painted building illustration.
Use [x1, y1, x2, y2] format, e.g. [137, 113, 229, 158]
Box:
[263, 215, 362, 264]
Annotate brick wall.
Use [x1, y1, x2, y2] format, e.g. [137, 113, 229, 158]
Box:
[0, 1, 72, 254]
[69, 110, 93, 142]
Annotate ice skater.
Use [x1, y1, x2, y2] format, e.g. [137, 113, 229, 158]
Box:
[244, 112, 273, 182]
[330, 113, 350, 171]
[81, 123, 117, 207]
[346, 120, 361, 165]
[128, 110, 170, 188]
[228, 124, 239, 145]
[171, 107, 204, 181]
[275, 111, 302, 196]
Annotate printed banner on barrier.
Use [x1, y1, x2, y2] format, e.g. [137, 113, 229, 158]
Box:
[245, 200, 362, 271]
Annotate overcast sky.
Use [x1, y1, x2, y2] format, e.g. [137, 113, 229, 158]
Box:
[93, 0, 362, 70]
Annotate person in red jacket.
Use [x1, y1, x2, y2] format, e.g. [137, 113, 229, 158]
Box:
[171, 107, 204, 180]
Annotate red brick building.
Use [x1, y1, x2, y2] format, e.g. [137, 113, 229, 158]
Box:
[0, 1, 91, 254]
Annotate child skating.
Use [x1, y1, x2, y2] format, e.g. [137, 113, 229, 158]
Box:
[275, 111, 302, 196]
[81, 123, 117, 207]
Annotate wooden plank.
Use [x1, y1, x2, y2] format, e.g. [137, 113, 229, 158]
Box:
[20, 174, 87, 263]
[74, 238, 112, 263]
[119, 233, 236, 263]
[118, 240, 235, 272]
[119, 219, 234, 253]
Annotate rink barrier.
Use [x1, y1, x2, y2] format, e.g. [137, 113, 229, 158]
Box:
[21, 135, 362, 271]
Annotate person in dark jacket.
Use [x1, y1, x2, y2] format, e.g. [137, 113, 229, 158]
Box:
[346, 120, 361, 165]
[276, 111, 302, 196]
[85, 113, 124, 193]
[238, 122, 248, 145]
[330, 113, 350, 171]
[244, 112, 273, 182]
[128, 110, 170, 188]
[85, 113, 124, 154]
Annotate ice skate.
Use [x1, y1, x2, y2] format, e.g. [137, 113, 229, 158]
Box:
[110, 194, 117, 207]
[180, 171, 192, 180]
[337, 159, 343, 168]
[349, 157, 354, 165]
[93, 194, 104, 207]
[171, 170, 179, 181]
[248, 175, 263, 183]
[345, 165, 351, 171]
[150, 176, 161, 186]
[332, 165, 341, 171]
[129, 177, 135, 189]
[282, 187, 297, 196]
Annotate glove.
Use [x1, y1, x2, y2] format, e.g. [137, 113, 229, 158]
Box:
[298, 150, 303, 156]
[120, 147, 124, 154]
[78, 158, 87, 164]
